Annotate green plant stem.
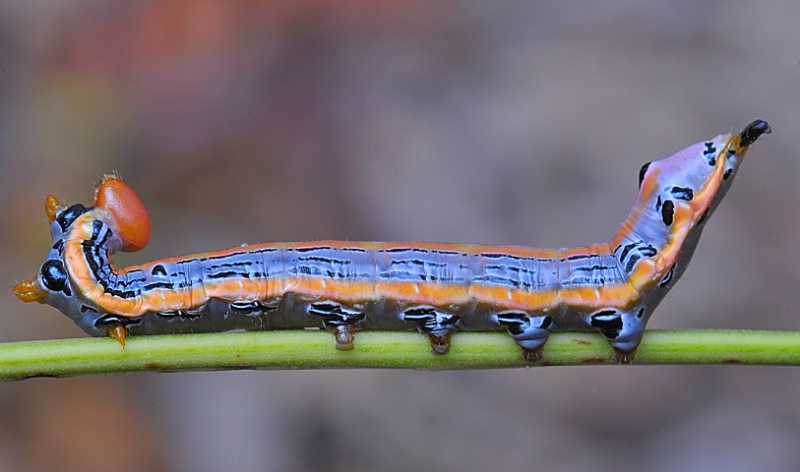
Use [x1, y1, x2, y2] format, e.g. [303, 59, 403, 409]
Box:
[0, 329, 798, 381]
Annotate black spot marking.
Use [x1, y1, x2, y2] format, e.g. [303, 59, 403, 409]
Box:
[41, 260, 71, 296]
[617, 241, 657, 274]
[402, 307, 459, 333]
[481, 253, 525, 260]
[206, 270, 247, 280]
[659, 265, 675, 287]
[592, 309, 617, 318]
[299, 255, 352, 266]
[638, 162, 651, 188]
[90, 219, 104, 240]
[52, 240, 65, 254]
[94, 315, 141, 328]
[723, 168, 732, 180]
[703, 142, 717, 165]
[230, 301, 269, 315]
[638, 245, 657, 257]
[199, 247, 278, 264]
[308, 302, 365, 326]
[636, 308, 645, 319]
[623, 254, 640, 273]
[402, 306, 437, 320]
[308, 302, 364, 322]
[151, 264, 167, 276]
[619, 243, 636, 261]
[495, 311, 529, 335]
[661, 199, 674, 226]
[564, 254, 592, 262]
[56, 204, 86, 232]
[573, 264, 610, 273]
[142, 281, 176, 291]
[158, 310, 203, 318]
[590, 311, 623, 340]
[496, 312, 551, 336]
[670, 186, 693, 201]
[382, 247, 460, 256]
[295, 246, 332, 253]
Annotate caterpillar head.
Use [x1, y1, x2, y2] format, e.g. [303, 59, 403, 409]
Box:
[13, 176, 152, 315]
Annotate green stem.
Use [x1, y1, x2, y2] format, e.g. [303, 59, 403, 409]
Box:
[0, 329, 798, 381]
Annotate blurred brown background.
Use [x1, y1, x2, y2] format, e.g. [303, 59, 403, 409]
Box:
[1, 1, 798, 471]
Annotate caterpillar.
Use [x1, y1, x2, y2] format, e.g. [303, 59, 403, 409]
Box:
[13, 120, 770, 362]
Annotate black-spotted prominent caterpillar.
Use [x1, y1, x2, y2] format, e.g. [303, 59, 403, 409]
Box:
[13, 120, 770, 362]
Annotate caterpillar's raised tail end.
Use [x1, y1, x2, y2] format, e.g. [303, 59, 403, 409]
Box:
[739, 120, 771, 148]
[94, 175, 152, 252]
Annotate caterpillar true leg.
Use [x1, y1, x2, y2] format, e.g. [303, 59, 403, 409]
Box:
[109, 324, 128, 347]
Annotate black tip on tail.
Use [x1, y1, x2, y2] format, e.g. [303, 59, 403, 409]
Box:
[739, 120, 771, 147]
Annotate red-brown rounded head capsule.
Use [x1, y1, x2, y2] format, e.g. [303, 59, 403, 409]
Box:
[93, 175, 152, 252]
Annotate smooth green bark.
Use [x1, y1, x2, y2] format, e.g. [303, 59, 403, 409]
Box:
[0, 329, 798, 381]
